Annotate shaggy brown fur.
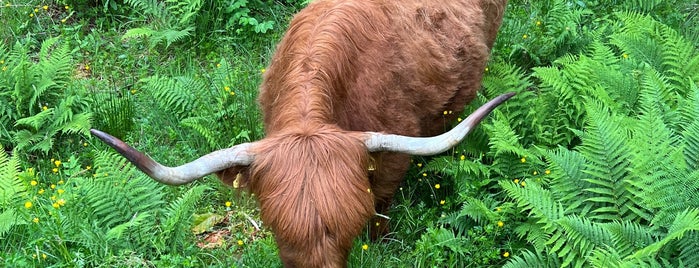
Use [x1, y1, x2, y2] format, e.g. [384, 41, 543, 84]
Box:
[217, 0, 507, 266]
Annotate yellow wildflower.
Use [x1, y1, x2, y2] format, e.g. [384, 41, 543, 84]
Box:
[216, 63, 221, 68]
[130, 89, 136, 94]
[42, 5, 48, 10]
[31, 180, 38, 186]
[522, 34, 528, 39]
[38, 189, 45, 194]
[57, 189, 65, 195]
[434, 184, 440, 189]
[57, 199, 66, 206]
[224, 86, 230, 91]
[54, 160, 61, 167]
[34, 8, 38, 12]
[443, 111, 448, 115]
[514, 179, 519, 184]
[225, 201, 232, 207]
[61, 18, 66, 23]
[375, 221, 380, 226]
[457, 117, 462, 122]
[520, 157, 526, 163]
[33, 217, 39, 223]
[261, 68, 266, 74]
[623, 53, 629, 59]
[229, 91, 235, 96]
[497, 221, 504, 227]
[362, 244, 369, 250]
[545, 169, 551, 175]
[422, 173, 427, 177]
[42, 106, 48, 111]
[50, 184, 56, 189]
[1, 66, 6, 72]
[52, 202, 59, 208]
[460, 155, 465, 161]
[536, 20, 542, 26]
[417, 163, 422, 167]
[58, 180, 64, 185]
[30, 13, 34, 18]
[86, 165, 92, 170]
[25, 201, 33, 209]
[440, 200, 445, 205]
[83, 142, 88, 147]
[237, 240, 244, 246]
[496, 207, 501, 212]
[503, 251, 510, 258]
[65, 5, 69, 10]
[533, 171, 538, 175]
[84, 65, 90, 71]
[521, 181, 527, 187]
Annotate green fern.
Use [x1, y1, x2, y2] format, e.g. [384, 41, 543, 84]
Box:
[502, 250, 561, 268]
[0, 149, 23, 239]
[155, 184, 208, 253]
[574, 101, 639, 222]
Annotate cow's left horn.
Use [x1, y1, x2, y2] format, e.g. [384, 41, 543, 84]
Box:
[90, 129, 255, 185]
[364, 92, 515, 155]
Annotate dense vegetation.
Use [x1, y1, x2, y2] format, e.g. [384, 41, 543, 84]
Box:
[1, 0, 697, 267]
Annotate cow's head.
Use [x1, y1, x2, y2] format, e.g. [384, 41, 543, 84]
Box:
[90, 92, 513, 267]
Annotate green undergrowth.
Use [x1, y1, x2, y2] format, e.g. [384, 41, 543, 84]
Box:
[1, 0, 698, 267]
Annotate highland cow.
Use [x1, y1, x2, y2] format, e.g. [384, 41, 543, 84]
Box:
[91, 0, 510, 266]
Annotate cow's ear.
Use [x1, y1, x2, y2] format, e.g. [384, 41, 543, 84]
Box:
[215, 166, 250, 189]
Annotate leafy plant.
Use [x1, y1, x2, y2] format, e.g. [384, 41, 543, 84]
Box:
[0, 37, 92, 154]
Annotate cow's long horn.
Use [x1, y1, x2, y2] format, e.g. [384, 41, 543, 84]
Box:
[364, 92, 515, 155]
[90, 129, 255, 185]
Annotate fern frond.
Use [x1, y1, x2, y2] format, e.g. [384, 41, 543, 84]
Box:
[677, 232, 699, 267]
[575, 101, 634, 221]
[546, 148, 593, 216]
[80, 151, 166, 228]
[142, 75, 198, 119]
[603, 221, 655, 257]
[500, 181, 564, 232]
[122, 27, 156, 41]
[551, 215, 612, 267]
[503, 250, 561, 268]
[0, 149, 23, 238]
[628, 209, 699, 260]
[156, 184, 208, 252]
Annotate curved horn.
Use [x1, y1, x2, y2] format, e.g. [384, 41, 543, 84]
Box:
[90, 129, 255, 185]
[364, 92, 516, 155]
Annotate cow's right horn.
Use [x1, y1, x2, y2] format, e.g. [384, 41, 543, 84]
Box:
[90, 129, 255, 185]
[364, 92, 515, 155]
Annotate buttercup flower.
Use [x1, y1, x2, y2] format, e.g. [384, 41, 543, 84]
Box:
[497, 221, 504, 227]
[362, 244, 369, 250]
[434, 184, 440, 189]
[237, 240, 244, 246]
[31, 180, 38, 186]
[25, 201, 33, 209]
[225, 201, 232, 207]
[503, 251, 510, 258]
